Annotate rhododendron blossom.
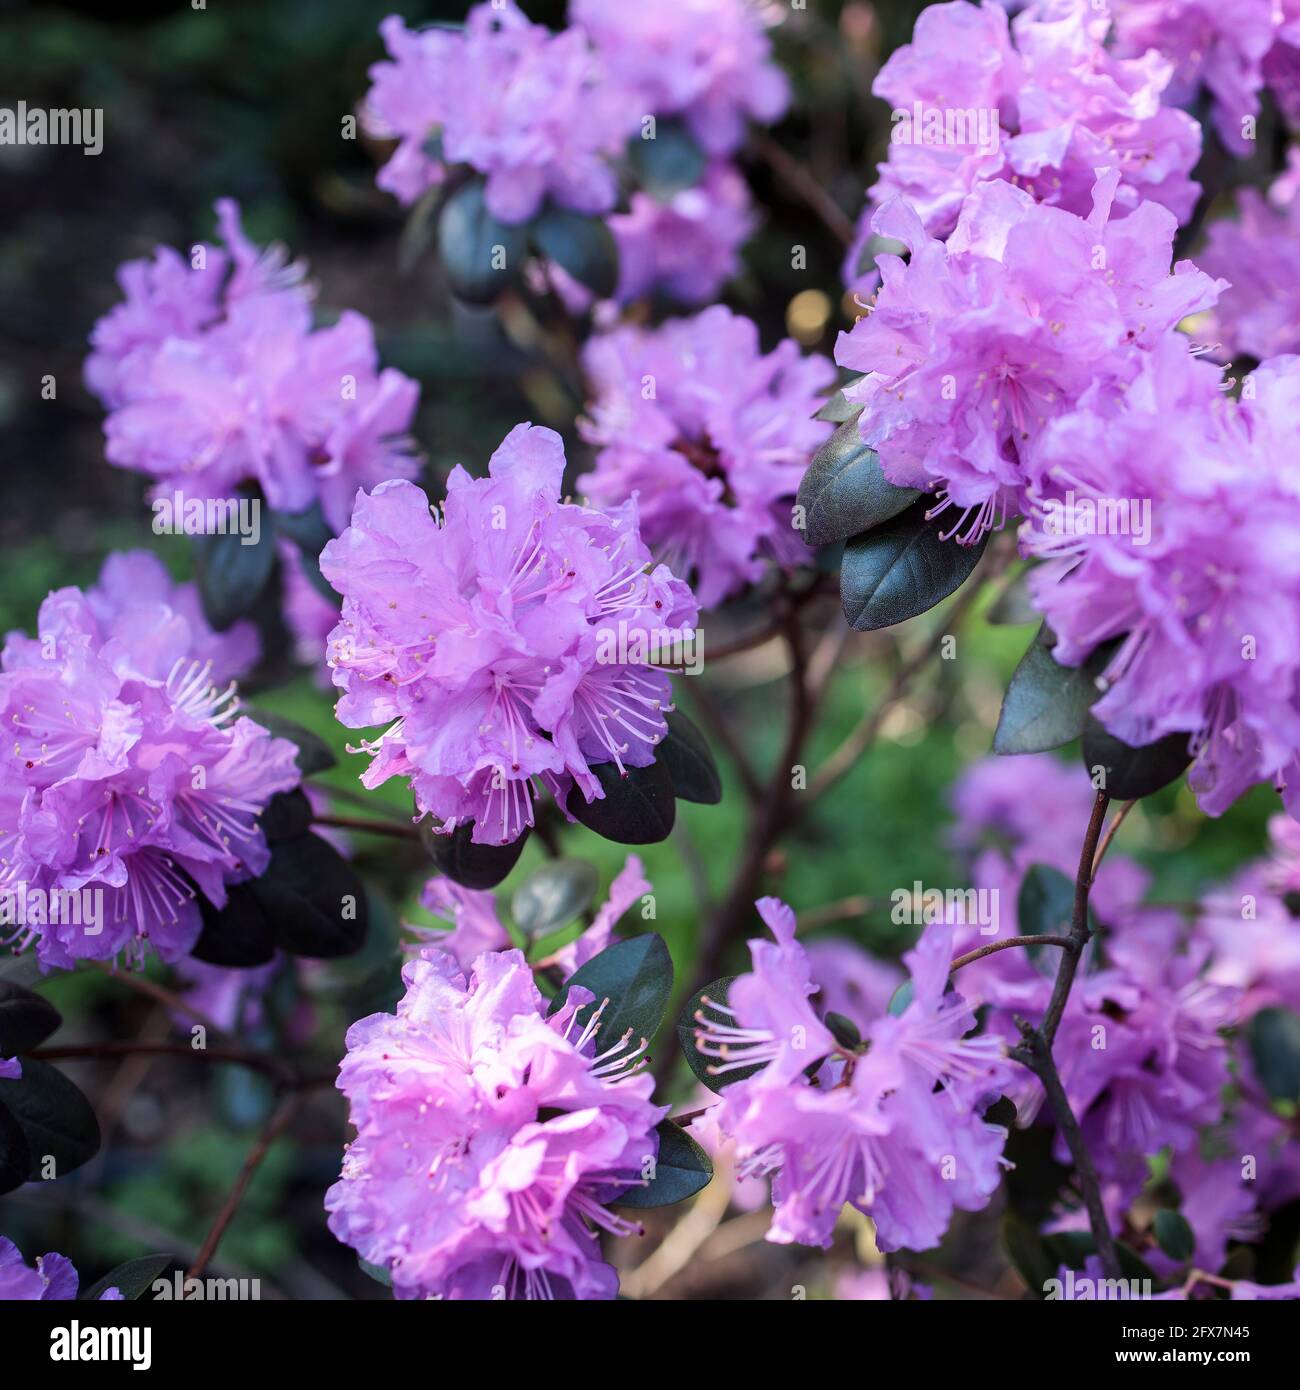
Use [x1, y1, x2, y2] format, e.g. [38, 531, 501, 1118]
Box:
[696, 899, 1012, 1250]
[836, 170, 1225, 542]
[364, 5, 637, 221]
[580, 306, 835, 606]
[0, 1239, 122, 1300]
[325, 947, 665, 1299]
[86, 199, 420, 533]
[0, 551, 299, 969]
[863, 0, 1201, 240]
[321, 424, 697, 845]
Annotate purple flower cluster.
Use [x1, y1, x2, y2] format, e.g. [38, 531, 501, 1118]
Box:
[860, 0, 1201, 242]
[364, 5, 638, 222]
[1110, 0, 1293, 155]
[610, 165, 756, 307]
[580, 307, 835, 607]
[837, 169, 1224, 542]
[696, 899, 1012, 1251]
[1020, 338, 1300, 817]
[86, 199, 419, 533]
[1199, 151, 1300, 361]
[949, 754, 1300, 1271]
[0, 1239, 121, 1300]
[325, 947, 664, 1299]
[321, 424, 697, 847]
[0, 551, 300, 969]
[571, 0, 790, 159]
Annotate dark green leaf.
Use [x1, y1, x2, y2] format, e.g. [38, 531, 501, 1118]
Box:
[825, 1011, 863, 1051]
[421, 820, 529, 889]
[191, 882, 276, 968]
[257, 788, 315, 844]
[1003, 1212, 1057, 1297]
[0, 981, 61, 1055]
[244, 709, 337, 776]
[359, 1257, 393, 1288]
[82, 1254, 175, 1302]
[1017, 863, 1078, 975]
[193, 525, 276, 632]
[0, 1100, 33, 1195]
[657, 709, 721, 805]
[1248, 1008, 1300, 1106]
[798, 417, 920, 548]
[566, 759, 676, 845]
[0, 1057, 100, 1181]
[812, 378, 867, 424]
[840, 499, 987, 631]
[437, 178, 527, 304]
[626, 121, 707, 199]
[615, 1120, 712, 1209]
[269, 501, 332, 560]
[994, 624, 1100, 755]
[677, 977, 764, 1093]
[549, 934, 673, 1049]
[529, 205, 618, 300]
[252, 833, 369, 959]
[1153, 1209, 1196, 1264]
[1081, 719, 1192, 800]
[510, 860, 599, 940]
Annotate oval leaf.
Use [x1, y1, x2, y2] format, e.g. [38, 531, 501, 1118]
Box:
[567, 760, 676, 845]
[0, 1100, 33, 1195]
[1152, 1209, 1195, 1264]
[0, 1057, 100, 1181]
[615, 1119, 713, 1209]
[1081, 718, 1192, 800]
[1248, 1008, 1300, 1106]
[191, 881, 277, 968]
[194, 524, 276, 632]
[839, 499, 987, 632]
[511, 860, 599, 940]
[82, 1254, 175, 1302]
[798, 417, 920, 548]
[421, 820, 529, 890]
[529, 205, 618, 300]
[0, 981, 61, 1056]
[549, 934, 674, 1050]
[657, 709, 721, 805]
[626, 121, 707, 199]
[994, 625, 1101, 755]
[252, 833, 370, 959]
[437, 178, 527, 305]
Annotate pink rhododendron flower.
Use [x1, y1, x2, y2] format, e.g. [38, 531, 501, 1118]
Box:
[572, 0, 790, 158]
[836, 170, 1225, 543]
[862, 0, 1201, 240]
[325, 947, 664, 1299]
[321, 424, 697, 846]
[0, 1238, 121, 1300]
[364, 6, 637, 221]
[696, 899, 1011, 1250]
[0, 551, 299, 969]
[86, 199, 420, 534]
[579, 306, 835, 607]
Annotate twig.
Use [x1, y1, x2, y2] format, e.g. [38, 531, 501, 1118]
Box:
[186, 1092, 307, 1285]
[949, 934, 1071, 973]
[1010, 791, 1121, 1281]
[312, 814, 419, 841]
[31, 1042, 335, 1090]
[751, 131, 856, 248]
[89, 960, 227, 1039]
[1092, 799, 1136, 877]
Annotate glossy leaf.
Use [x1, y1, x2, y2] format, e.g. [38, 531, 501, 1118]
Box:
[566, 759, 676, 845]
[657, 709, 721, 805]
[511, 860, 599, 940]
[421, 820, 529, 890]
[549, 934, 674, 1050]
[437, 178, 527, 305]
[1081, 719, 1192, 800]
[615, 1120, 713, 1209]
[798, 416, 920, 548]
